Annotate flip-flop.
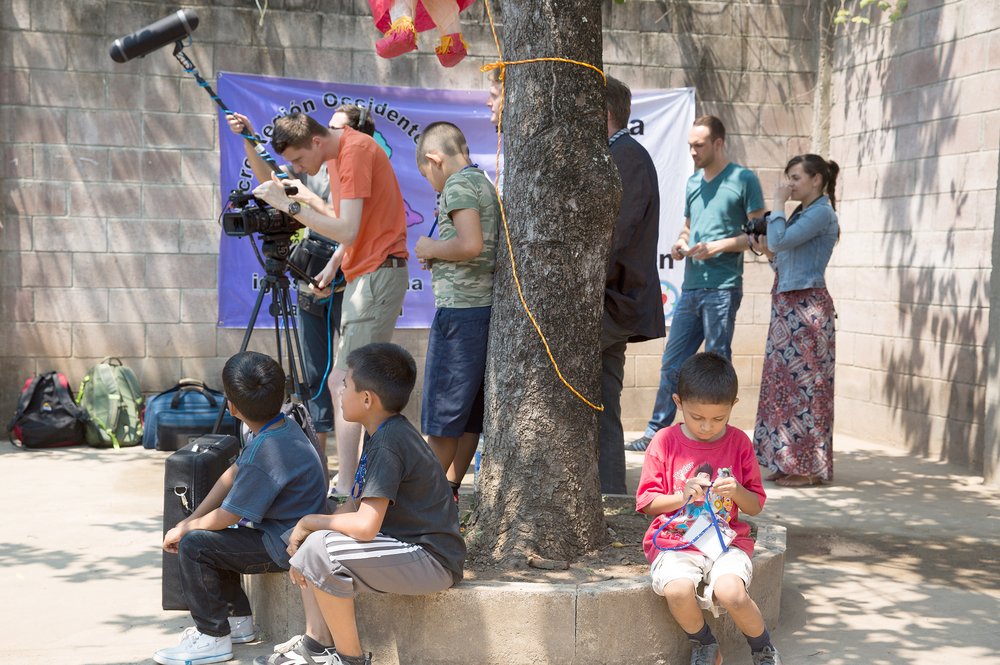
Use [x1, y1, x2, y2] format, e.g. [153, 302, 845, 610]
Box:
[775, 474, 823, 487]
[765, 471, 787, 481]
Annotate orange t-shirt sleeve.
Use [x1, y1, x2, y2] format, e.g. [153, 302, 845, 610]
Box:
[338, 143, 374, 200]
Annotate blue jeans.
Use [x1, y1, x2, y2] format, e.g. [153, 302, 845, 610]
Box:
[644, 288, 743, 437]
[177, 527, 286, 637]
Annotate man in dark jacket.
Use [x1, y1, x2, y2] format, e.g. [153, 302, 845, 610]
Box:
[598, 77, 666, 494]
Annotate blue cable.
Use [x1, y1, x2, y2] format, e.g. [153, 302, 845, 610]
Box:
[652, 492, 731, 554]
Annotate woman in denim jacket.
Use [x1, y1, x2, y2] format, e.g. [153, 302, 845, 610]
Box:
[749, 154, 839, 487]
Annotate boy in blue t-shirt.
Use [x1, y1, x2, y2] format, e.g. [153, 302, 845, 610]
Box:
[413, 121, 499, 498]
[154, 351, 328, 665]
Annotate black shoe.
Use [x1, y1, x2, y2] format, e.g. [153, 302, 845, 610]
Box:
[624, 435, 651, 452]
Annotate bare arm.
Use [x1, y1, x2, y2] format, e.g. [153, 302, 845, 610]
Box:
[414, 208, 484, 265]
[162, 465, 241, 552]
[254, 176, 363, 246]
[227, 112, 279, 185]
[671, 218, 691, 260]
[640, 475, 713, 517]
[711, 476, 764, 516]
[285, 497, 391, 555]
[686, 207, 768, 260]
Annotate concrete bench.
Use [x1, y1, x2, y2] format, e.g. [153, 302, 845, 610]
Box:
[247, 524, 786, 665]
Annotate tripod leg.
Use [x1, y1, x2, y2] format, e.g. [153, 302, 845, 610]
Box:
[276, 281, 325, 467]
[212, 275, 271, 434]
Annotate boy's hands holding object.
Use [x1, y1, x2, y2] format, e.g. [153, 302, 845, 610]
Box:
[711, 473, 742, 499]
[682, 475, 712, 502]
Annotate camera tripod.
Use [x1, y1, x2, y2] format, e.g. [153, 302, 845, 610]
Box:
[212, 232, 319, 448]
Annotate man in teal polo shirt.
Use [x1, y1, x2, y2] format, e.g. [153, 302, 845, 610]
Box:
[626, 115, 766, 452]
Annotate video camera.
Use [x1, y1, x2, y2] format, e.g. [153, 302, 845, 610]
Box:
[222, 191, 303, 237]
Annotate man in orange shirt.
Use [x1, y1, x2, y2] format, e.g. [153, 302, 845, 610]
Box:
[254, 112, 408, 498]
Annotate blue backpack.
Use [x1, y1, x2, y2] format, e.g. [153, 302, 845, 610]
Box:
[143, 379, 238, 451]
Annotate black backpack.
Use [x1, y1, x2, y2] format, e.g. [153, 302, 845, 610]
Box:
[7, 371, 89, 448]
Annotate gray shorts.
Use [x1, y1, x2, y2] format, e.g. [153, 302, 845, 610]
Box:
[334, 265, 408, 371]
[289, 530, 454, 598]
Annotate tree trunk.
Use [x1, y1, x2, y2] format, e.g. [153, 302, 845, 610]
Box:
[467, 0, 620, 564]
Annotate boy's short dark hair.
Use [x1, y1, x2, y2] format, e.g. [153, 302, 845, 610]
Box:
[605, 76, 631, 131]
[222, 351, 286, 422]
[346, 343, 417, 414]
[676, 352, 738, 404]
[272, 112, 328, 153]
[415, 121, 470, 165]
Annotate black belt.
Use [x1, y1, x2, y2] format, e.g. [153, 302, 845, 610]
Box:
[378, 255, 407, 269]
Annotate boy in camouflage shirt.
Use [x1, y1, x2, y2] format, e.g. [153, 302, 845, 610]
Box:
[414, 122, 499, 498]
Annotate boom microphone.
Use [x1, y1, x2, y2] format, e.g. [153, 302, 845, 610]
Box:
[109, 9, 199, 63]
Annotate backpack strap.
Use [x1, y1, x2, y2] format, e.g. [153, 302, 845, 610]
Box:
[52, 373, 88, 422]
[77, 368, 121, 449]
[7, 374, 45, 431]
[7, 374, 44, 434]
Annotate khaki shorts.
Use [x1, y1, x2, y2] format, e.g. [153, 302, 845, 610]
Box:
[649, 547, 753, 617]
[334, 265, 407, 371]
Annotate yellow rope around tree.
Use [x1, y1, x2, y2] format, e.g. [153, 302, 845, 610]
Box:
[479, 0, 607, 412]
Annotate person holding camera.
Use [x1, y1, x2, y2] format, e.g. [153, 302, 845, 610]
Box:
[251, 112, 409, 501]
[228, 106, 377, 484]
[749, 154, 839, 487]
[626, 116, 766, 453]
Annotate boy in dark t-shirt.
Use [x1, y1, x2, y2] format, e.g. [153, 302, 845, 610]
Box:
[260, 343, 465, 665]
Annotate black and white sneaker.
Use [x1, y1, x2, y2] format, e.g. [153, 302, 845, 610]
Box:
[254, 636, 337, 665]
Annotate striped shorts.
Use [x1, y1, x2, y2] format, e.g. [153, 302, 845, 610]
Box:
[289, 530, 454, 598]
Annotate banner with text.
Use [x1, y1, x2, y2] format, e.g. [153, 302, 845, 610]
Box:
[215, 73, 694, 328]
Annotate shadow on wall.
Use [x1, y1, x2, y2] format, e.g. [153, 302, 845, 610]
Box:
[837, 12, 986, 469]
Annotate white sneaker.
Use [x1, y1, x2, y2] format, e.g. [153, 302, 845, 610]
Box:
[154, 627, 233, 665]
[254, 635, 341, 665]
[228, 615, 256, 644]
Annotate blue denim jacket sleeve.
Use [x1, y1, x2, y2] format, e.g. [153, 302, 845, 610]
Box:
[768, 196, 839, 293]
[766, 197, 837, 252]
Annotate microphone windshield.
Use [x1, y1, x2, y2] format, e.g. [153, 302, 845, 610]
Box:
[110, 9, 199, 63]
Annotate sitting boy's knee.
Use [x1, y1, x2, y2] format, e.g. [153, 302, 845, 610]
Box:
[712, 575, 750, 608]
[662, 578, 697, 602]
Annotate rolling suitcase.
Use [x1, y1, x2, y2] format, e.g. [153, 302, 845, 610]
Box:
[144, 379, 238, 451]
[162, 433, 241, 610]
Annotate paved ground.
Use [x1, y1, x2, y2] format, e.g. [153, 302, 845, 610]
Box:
[1, 433, 998, 665]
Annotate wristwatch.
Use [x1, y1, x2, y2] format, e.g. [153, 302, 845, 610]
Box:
[287, 201, 301, 215]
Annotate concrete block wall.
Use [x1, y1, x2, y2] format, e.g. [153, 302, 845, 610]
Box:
[0, 0, 817, 433]
[603, 0, 819, 430]
[827, 0, 1000, 469]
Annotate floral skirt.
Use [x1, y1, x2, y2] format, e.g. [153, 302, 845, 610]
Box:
[754, 284, 836, 481]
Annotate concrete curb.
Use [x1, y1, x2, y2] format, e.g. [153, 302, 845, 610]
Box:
[248, 536, 784, 665]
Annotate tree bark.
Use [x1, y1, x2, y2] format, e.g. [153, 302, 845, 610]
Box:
[467, 0, 620, 564]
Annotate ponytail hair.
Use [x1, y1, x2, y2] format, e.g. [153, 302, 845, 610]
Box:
[786, 154, 839, 210]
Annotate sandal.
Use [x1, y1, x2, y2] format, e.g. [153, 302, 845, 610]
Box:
[765, 471, 787, 482]
[376, 16, 417, 59]
[435, 32, 469, 67]
[775, 474, 823, 487]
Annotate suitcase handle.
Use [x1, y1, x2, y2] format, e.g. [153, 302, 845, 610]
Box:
[170, 386, 219, 410]
[177, 378, 208, 389]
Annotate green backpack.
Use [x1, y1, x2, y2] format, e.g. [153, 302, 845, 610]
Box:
[76, 357, 145, 448]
